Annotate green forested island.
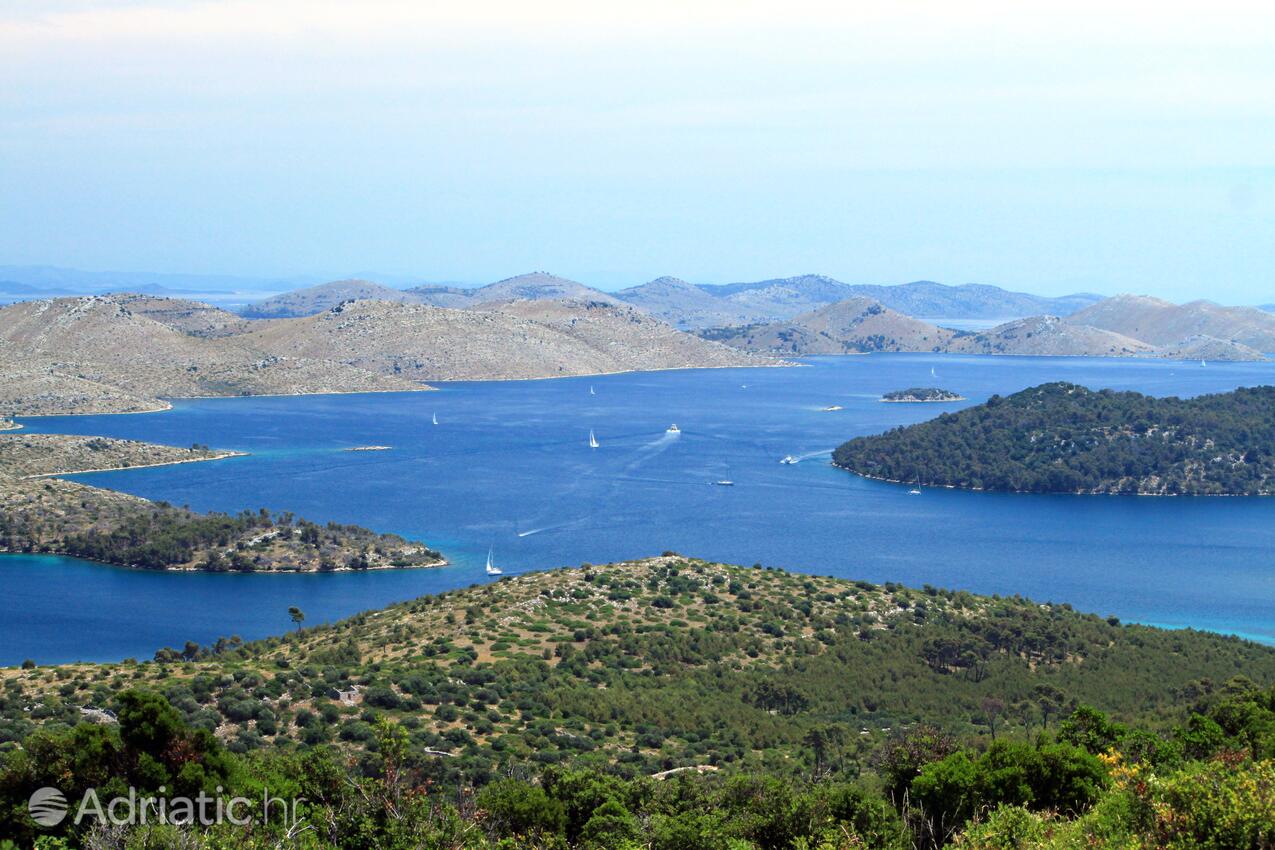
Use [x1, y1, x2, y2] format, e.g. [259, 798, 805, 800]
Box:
[880, 387, 966, 403]
[836, 382, 1275, 495]
[4, 556, 1274, 848]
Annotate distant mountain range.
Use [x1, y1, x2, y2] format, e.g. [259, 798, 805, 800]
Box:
[705, 294, 1273, 361]
[242, 272, 621, 318]
[239, 271, 1105, 327]
[616, 274, 1104, 328]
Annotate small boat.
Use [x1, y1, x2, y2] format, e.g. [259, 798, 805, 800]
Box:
[822, 405, 843, 412]
[780, 455, 798, 465]
[908, 488, 922, 495]
[713, 480, 734, 486]
[667, 424, 680, 433]
[930, 367, 937, 378]
[432, 412, 438, 425]
[485, 547, 502, 576]
[1200, 359, 1207, 367]
[589, 429, 599, 449]
[590, 386, 596, 395]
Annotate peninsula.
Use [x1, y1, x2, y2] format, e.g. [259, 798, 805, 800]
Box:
[0, 434, 442, 571]
[835, 382, 1275, 495]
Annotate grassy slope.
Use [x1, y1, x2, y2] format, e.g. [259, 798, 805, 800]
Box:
[7, 557, 1272, 783]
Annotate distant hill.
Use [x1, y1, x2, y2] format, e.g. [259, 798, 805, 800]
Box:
[245, 272, 621, 317]
[241, 297, 768, 382]
[701, 297, 955, 354]
[241, 279, 420, 318]
[612, 276, 758, 328]
[448, 271, 620, 306]
[1068, 295, 1275, 352]
[841, 280, 1103, 320]
[946, 315, 1155, 358]
[616, 274, 1102, 329]
[834, 382, 1275, 495]
[704, 295, 1269, 362]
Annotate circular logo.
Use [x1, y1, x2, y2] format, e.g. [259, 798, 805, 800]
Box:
[28, 787, 68, 827]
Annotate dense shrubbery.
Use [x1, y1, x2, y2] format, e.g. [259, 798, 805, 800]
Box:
[2, 682, 1274, 848]
[834, 382, 1275, 494]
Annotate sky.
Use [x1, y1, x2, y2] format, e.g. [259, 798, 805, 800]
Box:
[1, 1, 1273, 301]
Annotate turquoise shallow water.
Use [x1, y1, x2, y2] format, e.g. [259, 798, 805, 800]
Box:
[5, 353, 1275, 664]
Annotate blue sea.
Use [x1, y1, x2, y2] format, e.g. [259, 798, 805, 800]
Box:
[5, 354, 1275, 664]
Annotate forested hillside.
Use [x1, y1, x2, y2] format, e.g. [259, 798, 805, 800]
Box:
[834, 382, 1275, 495]
[3, 557, 1274, 847]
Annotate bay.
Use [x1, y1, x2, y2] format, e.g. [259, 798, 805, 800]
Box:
[5, 353, 1275, 664]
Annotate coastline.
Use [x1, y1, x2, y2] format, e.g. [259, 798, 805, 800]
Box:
[879, 396, 967, 403]
[0, 549, 449, 574]
[9, 361, 792, 419]
[833, 464, 1272, 497]
[19, 450, 249, 480]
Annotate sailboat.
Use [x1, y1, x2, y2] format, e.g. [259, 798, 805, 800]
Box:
[485, 547, 502, 576]
[1200, 359, 1207, 368]
[930, 367, 937, 378]
[589, 386, 596, 396]
[589, 429, 599, 449]
[432, 412, 438, 425]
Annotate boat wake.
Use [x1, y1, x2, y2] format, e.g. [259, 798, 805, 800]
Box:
[517, 518, 588, 537]
[783, 448, 835, 465]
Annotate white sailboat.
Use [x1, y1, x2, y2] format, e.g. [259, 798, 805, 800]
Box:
[930, 367, 937, 378]
[589, 386, 596, 396]
[1200, 359, 1207, 367]
[589, 429, 599, 449]
[485, 547, 502, 576]
[432, 412, 438, 425]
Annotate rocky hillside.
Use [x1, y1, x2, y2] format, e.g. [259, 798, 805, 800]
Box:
[0, 433, 238, 478]
[0, 291, 767, 415]
[242, 272, 623, 318]
[701, 297, 955, 354]
[838, 280, 1102, 319]
[946, 315, 1155, 357]
[705, 296, 1270, 361]
[618, 275, 1102, 329]
[243, 297, 770, 381]
[1068, 294, 1275, 352]
[612, 275, 758, 328]
[241, 279, 422, 319]
[0, 296, 423, 415]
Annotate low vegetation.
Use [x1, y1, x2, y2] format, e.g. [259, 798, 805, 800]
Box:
[835, 382, 1275, 495]
[2, 557, 1273, 847]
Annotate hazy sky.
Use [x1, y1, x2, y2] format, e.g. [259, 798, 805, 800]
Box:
[2, 1, 1273, 300]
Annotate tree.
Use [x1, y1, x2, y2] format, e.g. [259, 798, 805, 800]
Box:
[288, 606, 305, 631]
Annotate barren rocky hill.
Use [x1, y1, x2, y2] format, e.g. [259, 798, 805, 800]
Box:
[946, 315, 1155, 357]
[0, 296, 424, 414]
[1068, 295, 1275, 352]
[0, 291, 772, 415]
[242, 279, 423, 319]
[613, 276, 760, 328]
[705, 296, 1270, 362]
[446, 271, 620, 306]
[701, 297, 955, 354]
[242, 297, 770, 381]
